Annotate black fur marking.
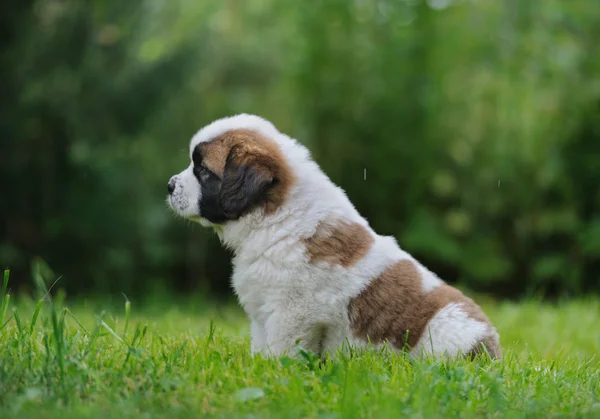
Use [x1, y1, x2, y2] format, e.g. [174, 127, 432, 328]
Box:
[196, 146, 274, 223]
[219, 147, 274, 220]
[197, 168, 228, 224]
[192, 147, 202, 166]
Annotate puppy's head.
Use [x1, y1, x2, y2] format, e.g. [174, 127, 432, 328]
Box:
[167, 115, 295, 226]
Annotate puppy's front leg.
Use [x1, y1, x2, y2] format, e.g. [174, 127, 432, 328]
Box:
[264, 311, 323, 357]
[250, 319, 267, 354]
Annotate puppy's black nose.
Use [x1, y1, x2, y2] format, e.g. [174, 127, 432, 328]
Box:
[167, 179, 176, 195]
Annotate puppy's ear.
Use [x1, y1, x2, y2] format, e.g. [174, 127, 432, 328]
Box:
[219, 146, 274, 219]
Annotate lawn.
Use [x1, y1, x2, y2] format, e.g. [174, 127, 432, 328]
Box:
[1, 270, 599, 418]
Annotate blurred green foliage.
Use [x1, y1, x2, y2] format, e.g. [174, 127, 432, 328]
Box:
[1, 0, 600, 298]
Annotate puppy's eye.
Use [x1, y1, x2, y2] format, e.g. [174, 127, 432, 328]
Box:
[194, 165, 209, 177]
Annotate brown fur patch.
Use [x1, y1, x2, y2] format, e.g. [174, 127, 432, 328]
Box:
[349, 260, 500, 358]
[304, 218, 374, 267]
[196, 129, 295, 215]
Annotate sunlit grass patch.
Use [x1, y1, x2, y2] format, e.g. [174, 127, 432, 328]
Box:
[1, 270, 599, 418]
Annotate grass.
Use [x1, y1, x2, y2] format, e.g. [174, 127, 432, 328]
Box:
[1, 269, 599, 419]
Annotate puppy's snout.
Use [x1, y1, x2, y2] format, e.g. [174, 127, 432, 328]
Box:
[167, 177, 177, 195]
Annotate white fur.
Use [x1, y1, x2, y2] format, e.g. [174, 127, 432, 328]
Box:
[168, 114, 497, 359]
[411, 303, 491, 358]
[417, 264, 443, 293]
[168, 165, 201, 219]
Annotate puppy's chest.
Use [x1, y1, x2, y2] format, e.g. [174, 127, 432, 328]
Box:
[231, 255, 322, 318]
[231, 259, 283, 314]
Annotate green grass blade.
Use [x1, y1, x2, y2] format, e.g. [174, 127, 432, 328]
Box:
[98, 318, 125, 344]
[0, 313, 14, 331]
[0, 294, 10, 327]
[29, 299, 44, 335]
[1, 270, 10, 325]
[122, 293, 130, 336]
[13, 308, 23, 336]
[50, 298, 65, 387]
[65, 308, 89, 335]
[81, 313, 105, 361]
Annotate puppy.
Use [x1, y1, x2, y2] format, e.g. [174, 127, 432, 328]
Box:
[167, 114, 501, 360]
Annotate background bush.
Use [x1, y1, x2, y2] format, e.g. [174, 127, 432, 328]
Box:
[2, 0, 600, 299]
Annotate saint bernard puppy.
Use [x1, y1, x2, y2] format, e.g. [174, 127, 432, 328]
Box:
[167, 114, 501, 360]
